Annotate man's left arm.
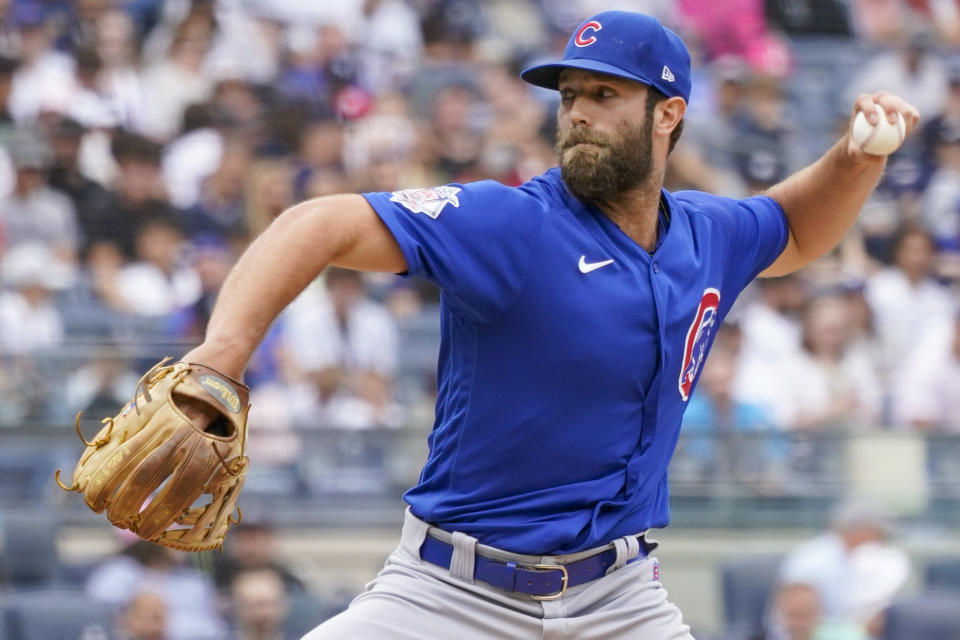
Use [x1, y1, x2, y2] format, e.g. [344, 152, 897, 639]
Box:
[760, 92, 920, 277]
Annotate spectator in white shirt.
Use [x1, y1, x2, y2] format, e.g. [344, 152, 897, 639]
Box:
[282, 267, 402, 429]
[738, 275, 806, 367]
[6, 5, 75, 121]
[116, 218, 201, 317]
[0, 127, 79, 264]
[773, 294, 883, 430]
[780, 500, 909, 633]
[0, 242, 70, 354]
[894, 312, 960, 431]
[847, 30, 948, 122]
[734, 275, 807, 425]
[94, 10, 147, 133]
[285, 268, 398, 380]
[865, 224, 955, 393]
[140, 12, 215, 141]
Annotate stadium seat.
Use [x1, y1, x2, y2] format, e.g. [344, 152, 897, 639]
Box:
[0, 588, 113, 640]
[925, 557, 960, 592]
[0, 511, 60, 589]
[720, 555, 784, 638]
[284, 591, 333, 637]
[0, 449, 55, 505]
[882, 593, 960, 640]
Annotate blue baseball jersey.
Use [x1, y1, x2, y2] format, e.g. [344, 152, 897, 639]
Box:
[362, 167, 788, 554]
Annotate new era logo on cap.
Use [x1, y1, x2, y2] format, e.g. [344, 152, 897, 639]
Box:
[662, 66, 675, 82]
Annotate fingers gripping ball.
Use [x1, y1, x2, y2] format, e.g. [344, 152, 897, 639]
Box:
[56, 359, 250, 551]
[852, 104, 906, 156]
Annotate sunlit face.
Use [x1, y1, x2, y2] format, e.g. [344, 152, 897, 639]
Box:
[232, 570, 288, 632]
[122, 591, 167, 640]
[895, 231, 935, 280]
[775, 583, 820, 640]
[803, 297, 849, 358]
[555, 69, 655, 203]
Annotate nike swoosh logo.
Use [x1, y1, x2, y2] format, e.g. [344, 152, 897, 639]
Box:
[578, 255, 615, 273]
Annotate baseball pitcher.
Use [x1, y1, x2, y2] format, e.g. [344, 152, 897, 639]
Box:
[59, 10, 918, 639]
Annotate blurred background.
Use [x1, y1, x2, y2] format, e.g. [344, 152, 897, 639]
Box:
[0, 0, 958, 638]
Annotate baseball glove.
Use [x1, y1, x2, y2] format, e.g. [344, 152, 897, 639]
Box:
[56, 358, 250, 551]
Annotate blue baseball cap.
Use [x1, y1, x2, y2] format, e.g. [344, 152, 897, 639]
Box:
[521, 11, 691, 103]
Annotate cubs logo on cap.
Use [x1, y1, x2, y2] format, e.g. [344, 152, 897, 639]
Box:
[520, 11, 691, 103]
[574, 20, 602, 47]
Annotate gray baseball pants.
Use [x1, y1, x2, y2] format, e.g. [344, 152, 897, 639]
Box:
[303, 509, 694, 639]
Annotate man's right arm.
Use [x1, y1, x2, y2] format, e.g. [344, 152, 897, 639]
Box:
[182, 194, 407, 379]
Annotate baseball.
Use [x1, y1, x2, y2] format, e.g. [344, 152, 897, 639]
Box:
[852, 104, 906, 156]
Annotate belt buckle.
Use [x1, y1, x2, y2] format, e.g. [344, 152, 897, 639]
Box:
[530, 563, 569, 601]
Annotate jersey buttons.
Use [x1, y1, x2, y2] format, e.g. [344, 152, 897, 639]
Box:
[652, 261, 660, 274]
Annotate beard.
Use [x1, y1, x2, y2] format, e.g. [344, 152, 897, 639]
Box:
[556, 119, 654, 204]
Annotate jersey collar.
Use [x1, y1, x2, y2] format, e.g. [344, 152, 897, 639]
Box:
[547, 167, 678, 257]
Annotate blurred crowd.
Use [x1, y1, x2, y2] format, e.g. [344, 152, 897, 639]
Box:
[82, 518, 337, 640]
[0, 1, 958, 432]
[0, 509, 346, 640]
[0, 0, 959, 437]
[1, 2, 960, 639]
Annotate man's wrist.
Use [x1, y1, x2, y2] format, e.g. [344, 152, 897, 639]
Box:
[181, 338, 251, 381]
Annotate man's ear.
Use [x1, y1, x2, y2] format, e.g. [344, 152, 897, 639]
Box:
[656, 97, 686, 136]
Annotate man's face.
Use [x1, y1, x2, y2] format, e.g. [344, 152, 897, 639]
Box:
[555, 70, 656, 203]
[121, 591, 167, 640]
[232, 570, 288, 633]
[775, 584, 820, 640]
[952, 317, 960, 360]
[895, 231, 934, 280]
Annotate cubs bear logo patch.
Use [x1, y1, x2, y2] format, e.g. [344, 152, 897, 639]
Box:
[390, 186, 462, 219]
[678, 288, 721, 401]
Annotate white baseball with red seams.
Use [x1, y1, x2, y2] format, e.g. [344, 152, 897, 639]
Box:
[852, 103, 906, 156]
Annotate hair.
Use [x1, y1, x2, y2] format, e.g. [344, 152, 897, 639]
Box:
[181, 102, 215, 134]
[73, 46, 102, 75]
[121, 540, 171, 566]
[0, 55, 20, 78]
[111, 130, 163, 166]
[888, 222, 935, 261]
[645, 87, 684, 154]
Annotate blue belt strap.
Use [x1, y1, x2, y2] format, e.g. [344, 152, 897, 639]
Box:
[419, 534, 650, 598]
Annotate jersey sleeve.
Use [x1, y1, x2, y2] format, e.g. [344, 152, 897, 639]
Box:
[680, 191, 789, 297]
[726, 195, 789, 284]
[363, 181, 547, 322]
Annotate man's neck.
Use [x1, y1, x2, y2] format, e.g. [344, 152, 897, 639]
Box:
[594, 181, 663, 253]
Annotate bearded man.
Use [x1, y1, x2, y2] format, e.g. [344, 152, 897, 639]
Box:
[176, 11, 917, 639]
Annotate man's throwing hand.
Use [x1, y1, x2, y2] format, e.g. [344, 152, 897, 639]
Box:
[847, 92, 920, 159]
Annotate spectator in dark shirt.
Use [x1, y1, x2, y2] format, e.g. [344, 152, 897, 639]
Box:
[46, 117, 113, 234]
[731, 74, 795, 192]
[80, 130, 182, 259]
[180, 136, 252, 245]
[0, 55, 18, 128]
[212, 518, 305, 596]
